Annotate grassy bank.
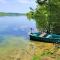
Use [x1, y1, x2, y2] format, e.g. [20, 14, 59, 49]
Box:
[31, 41, 60, 60]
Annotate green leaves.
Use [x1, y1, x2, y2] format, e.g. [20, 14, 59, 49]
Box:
[26, 0, 60, 34]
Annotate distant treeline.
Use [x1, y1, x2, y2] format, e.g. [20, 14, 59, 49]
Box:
[0, 12, 25, 16]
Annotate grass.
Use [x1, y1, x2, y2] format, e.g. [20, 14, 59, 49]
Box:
[31, 41, 60, 60]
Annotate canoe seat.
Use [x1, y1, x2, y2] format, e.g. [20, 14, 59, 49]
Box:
[46, 35, 52, 38]
[39, 32, 47, 37]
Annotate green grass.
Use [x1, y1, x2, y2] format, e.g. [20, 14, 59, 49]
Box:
[32, 56, 40, 60]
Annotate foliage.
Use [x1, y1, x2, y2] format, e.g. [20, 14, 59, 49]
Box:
[26, 11, 34, 19]
[26, 0, 60, 34]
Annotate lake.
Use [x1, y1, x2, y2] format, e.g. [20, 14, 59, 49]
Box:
[0, 16, 38, 40]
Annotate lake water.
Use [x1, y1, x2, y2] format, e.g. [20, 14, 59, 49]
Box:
[0, 16, 58, 60]
[0, 16, 38, 43]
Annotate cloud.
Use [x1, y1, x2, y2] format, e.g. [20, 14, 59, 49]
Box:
[0, 0, 7, 4]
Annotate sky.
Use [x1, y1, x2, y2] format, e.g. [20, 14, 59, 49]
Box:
[0, 0, 36, 13]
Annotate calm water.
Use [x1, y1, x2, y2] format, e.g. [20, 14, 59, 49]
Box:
[0, 16, 37, 42]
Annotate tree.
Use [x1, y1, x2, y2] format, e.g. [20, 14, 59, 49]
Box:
[27, 0, 60, 34]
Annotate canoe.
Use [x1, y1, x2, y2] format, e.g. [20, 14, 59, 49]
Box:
[30, 32, 60, 43]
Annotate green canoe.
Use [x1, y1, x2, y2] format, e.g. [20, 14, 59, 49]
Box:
[30, 32, 60, 43]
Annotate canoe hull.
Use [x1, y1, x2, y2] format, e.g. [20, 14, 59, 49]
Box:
[30, 35, 60, 43]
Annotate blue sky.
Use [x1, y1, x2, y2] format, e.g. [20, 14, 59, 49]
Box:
[0, 0, 36, 13]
